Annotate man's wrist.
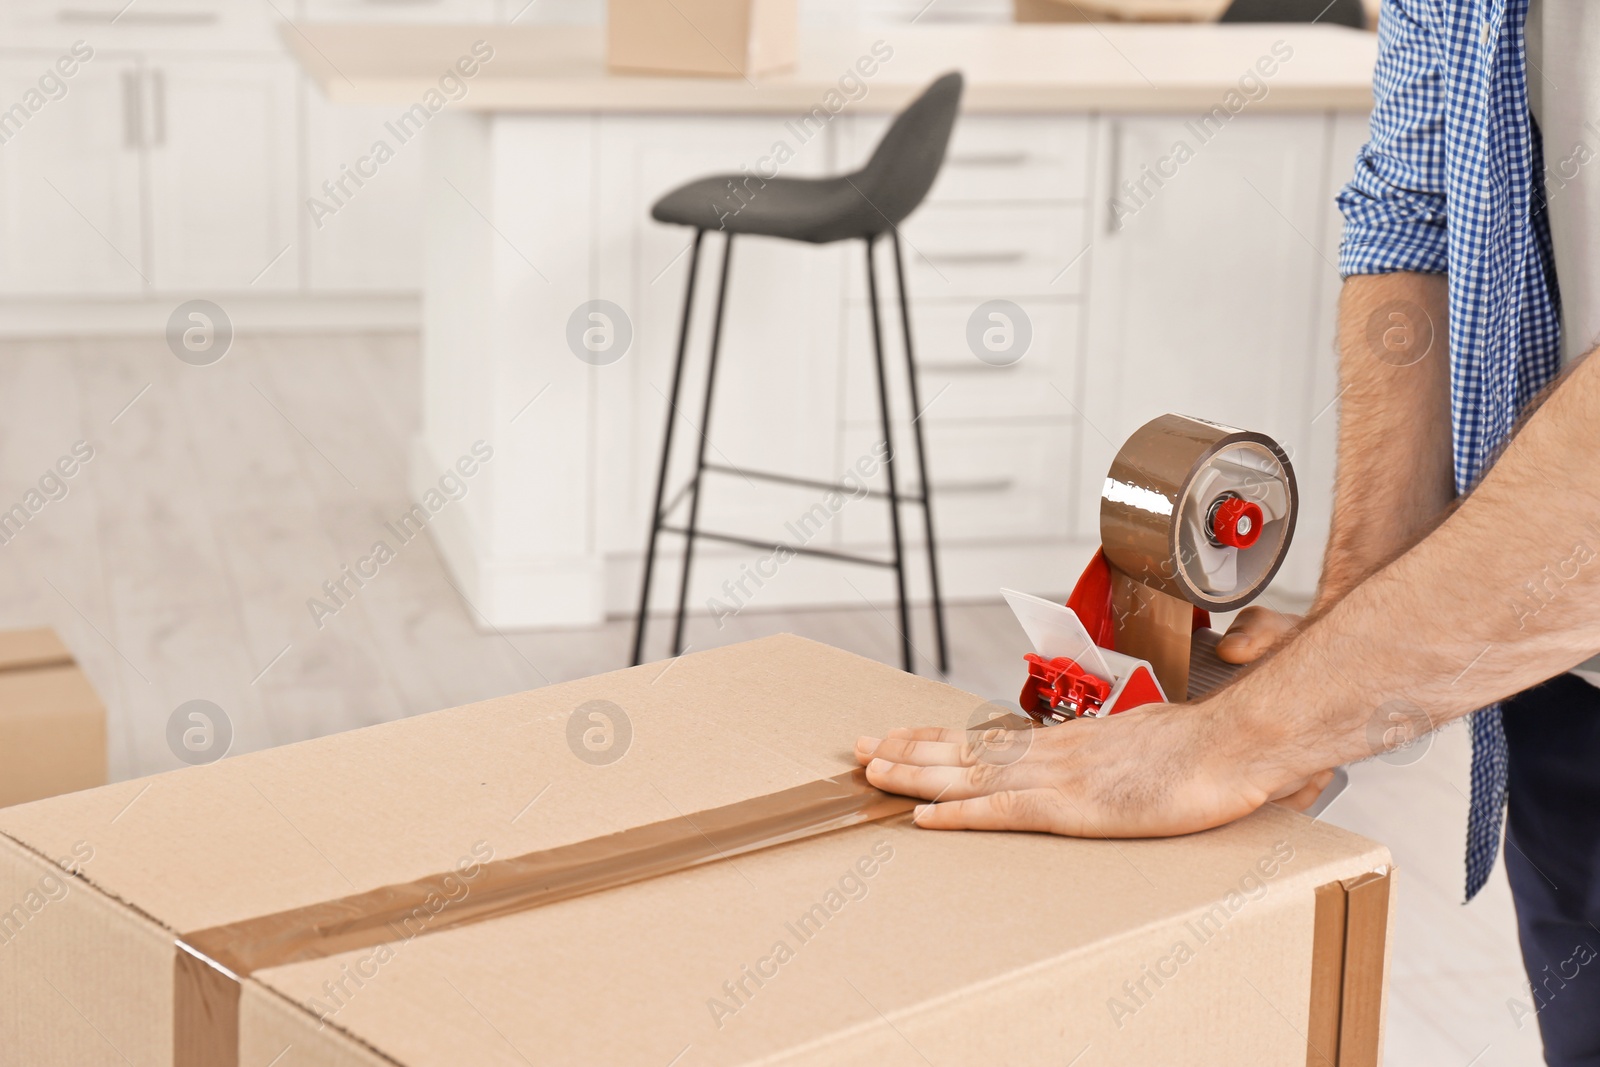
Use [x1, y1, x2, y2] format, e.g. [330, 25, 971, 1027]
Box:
[1191, 686, 1304, 802]
[1201, 618, 1372, 794]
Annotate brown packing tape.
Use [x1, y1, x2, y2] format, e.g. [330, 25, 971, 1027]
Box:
[1305, 880, 1347, 1067]
[174, 943, 240, 1067]
[1303, 867, 1393, 1067]
[173, 767, 916, 1066]
[1109, 567, 1194, 701]
[1338, 869, 1393, 1066]
[1099, 413, 1298, 612]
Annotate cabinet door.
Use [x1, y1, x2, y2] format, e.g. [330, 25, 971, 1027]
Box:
[144, 57, 298, 290]
[1082, 114, 1337, 592]
[301, 86, 423, 292]
[0, 56, 144, 295]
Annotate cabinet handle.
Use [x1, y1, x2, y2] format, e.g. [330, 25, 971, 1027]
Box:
[1105, 120, 1123, 236]
[923, 251, 1027, 266]
[924, 477, 1016, 495]
[947, 152, 1031, 167]
[916, 360, 1021, 373]
[149, 69, 166, 148]
[121, 70, 143, 149]
[60, 9, 216, 24]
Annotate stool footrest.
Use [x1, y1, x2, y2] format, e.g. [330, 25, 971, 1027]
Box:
[702, 463, 926, 505]
[655, 525, 897, 568]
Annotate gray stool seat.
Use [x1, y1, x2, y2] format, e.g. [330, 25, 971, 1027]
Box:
[652, 174, 888, 244]
[1219, 0, 1364, 27]
[650, 72, 964, 246]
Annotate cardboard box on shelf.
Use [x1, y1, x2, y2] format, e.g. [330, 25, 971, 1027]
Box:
[0, 635, 1391, 1066]
[0, 627, 106, 810]
[608, 0, 796, 77]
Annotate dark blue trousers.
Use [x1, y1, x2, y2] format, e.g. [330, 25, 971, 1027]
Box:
[1503, 673, 1600, 1066]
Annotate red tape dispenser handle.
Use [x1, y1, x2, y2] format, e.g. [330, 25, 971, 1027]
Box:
[1021, 653, 1112, 722]
[1003, 586, 1167, 724]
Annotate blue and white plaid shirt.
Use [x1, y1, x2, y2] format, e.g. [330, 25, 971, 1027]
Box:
[1337, 0, 1562, 899]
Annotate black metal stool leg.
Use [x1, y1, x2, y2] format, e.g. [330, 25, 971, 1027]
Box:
[633, 229, 706, 665]
[891, 233, 949, 674]
[865, 236, 914, 674]
[671, 233, 735, 657]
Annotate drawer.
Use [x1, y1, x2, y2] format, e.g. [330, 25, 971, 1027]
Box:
[841, 299, 1082, 423]
[845, 114, 1092, 203]
[835, 421, 1078, 545]
[936, 116, 1093, 202]
[853, 203, 1090, 300]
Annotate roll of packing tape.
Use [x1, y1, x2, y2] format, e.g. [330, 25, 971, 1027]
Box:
[1100, 413, 1297, 611]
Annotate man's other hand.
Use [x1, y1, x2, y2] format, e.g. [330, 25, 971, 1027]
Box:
[1215, 605, 1300, 665]
[854, 702, 1285, 838]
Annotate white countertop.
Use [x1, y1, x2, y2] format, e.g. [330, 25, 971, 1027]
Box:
[285, 23, 1376, 114]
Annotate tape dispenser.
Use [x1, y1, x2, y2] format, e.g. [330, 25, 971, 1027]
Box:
[1009, 413, 1298, 723]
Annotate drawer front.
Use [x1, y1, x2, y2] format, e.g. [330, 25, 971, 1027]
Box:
[844, 114, 1092, 203]
[856, 204, 1090, 300]
[841, 299, 1082, 423]
[935, 116, 1093, 202]
[836, 421, 1078, 545]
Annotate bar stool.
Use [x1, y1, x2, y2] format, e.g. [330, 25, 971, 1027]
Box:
[630, 72, 964, 674]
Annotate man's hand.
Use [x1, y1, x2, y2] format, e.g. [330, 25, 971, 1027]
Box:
[858, 605, 1330, 837]
[1215, 605, 1299, 664]
[1215, 606, 1336, 813]
[854, 702, 1293, 837]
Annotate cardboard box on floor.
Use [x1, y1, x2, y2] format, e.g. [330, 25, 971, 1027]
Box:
[0, 635, 1391, 1066]
[608, 0, 796, 77]
[0, 627, 106, 809]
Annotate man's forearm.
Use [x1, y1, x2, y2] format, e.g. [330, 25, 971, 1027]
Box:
[1314, 272, 1455, 610]
[1227, 345, 1600, 787]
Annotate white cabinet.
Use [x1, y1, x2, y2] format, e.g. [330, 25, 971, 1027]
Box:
[0, 51, 299, 295]
[144, 58, 299, 290]
[301, 90, 424, 291]
[1080, 114, 1341, 589]
[0, 56, 145, 294]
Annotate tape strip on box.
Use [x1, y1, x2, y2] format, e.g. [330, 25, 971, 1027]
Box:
[173, 767, 916, 1067]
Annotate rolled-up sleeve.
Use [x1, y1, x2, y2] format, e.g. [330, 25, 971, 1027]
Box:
[1337, 0, 1449, 277]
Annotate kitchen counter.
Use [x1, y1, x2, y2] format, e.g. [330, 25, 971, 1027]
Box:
[285, 23, 1375, 113]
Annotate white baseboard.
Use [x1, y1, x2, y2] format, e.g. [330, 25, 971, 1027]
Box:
[0, 294, 420, 337]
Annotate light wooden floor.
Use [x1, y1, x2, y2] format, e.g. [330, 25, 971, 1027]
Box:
[0, 333, 1546, 1065]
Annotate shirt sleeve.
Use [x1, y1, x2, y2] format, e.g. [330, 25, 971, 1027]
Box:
[1337, 0, 1450, 277]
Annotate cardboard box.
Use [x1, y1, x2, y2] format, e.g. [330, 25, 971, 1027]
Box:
[0, 635, 1391, 1066]
[0, 627, 106, 809]
[608, 0, 796, 77]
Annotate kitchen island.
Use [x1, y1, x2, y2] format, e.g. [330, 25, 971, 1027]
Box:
[287, 23, 1375, 634]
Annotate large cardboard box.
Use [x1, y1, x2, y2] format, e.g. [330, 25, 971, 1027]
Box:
[608, 0, 796, 77]
[0, 635, 1391, 1066]
[0, 627, 106, 809]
